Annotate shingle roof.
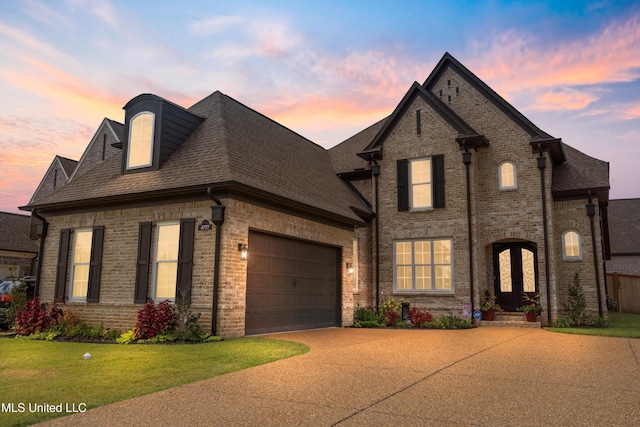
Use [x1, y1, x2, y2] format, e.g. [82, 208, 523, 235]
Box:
[24, 92, 369, 225]
[608, 198, 640, 255]
[552, 143, 609, 196]
[0, 212, 38, 253]
[329, 117, 387, 174]
[106, 119, 125, 141]
[57, 156, 78, 177]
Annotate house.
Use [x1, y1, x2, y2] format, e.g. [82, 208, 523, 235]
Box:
[605, 198, 640, 313]
[22, 53, 610, 337]
[0, 212, 38, 279]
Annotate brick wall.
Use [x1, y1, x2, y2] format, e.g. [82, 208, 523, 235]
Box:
[38, 198, 356, 338]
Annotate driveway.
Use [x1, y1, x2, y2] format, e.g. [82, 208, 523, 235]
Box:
[40, 327, 639, 426]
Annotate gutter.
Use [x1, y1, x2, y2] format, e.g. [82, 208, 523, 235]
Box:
[461, 147, 475, 314]
[587, 192, 603, 317]
[537, 148, 552, 325]
[207, 187, 226, 336]
[31, 209, 48, 298]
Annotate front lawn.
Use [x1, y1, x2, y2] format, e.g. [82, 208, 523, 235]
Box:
[0, 338, 308, 427]
[545, 312, 640, 338]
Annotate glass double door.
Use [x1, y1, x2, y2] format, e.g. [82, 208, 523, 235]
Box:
[493, 242, 538, 312]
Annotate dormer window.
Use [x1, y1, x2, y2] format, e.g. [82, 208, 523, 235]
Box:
[127, 112, 155, 169]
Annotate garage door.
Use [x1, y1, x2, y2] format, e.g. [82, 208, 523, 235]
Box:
[245, 231, 341, 335]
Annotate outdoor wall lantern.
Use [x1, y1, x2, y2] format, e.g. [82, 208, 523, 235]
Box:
[347, 263, 354, 275]
[238, 243, 248, 260]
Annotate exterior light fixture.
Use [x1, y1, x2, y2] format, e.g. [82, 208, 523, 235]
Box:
[347, 263, 354, 275]
[238, 243, 248, 260]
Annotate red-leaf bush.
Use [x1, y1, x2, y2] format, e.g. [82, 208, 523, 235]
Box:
[383, 310, 399, 326]
[408, 307, 433, 327]
[134, 300, 177, 339]
[15, 298, 60, 336]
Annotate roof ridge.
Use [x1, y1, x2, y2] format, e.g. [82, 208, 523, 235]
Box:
[423, 52, 553, 140]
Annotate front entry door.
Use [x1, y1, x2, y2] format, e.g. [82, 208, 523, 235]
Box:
[493, 243, 538, 312]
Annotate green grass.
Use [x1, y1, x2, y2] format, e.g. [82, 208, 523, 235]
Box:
[545, 312, 640, 338]
[0, 338, 309, 427]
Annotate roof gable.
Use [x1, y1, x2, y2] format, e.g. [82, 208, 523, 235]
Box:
[362, 81, 487, 157]
[28, 155, 78, 204]
[69, 118, 123, 181]
[423, 53, 566, 163]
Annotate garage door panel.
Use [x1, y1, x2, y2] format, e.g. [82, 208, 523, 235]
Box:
[245, 231, 340, 335]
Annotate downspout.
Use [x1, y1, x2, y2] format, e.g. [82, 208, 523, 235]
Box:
[461, 146, 474, 314]
[537, 147, 552, 325]
[31, 209, 48, 298]
[372, 161, 381, 314]
[207, 188, 226, 336]
[586, 192, 603, 317]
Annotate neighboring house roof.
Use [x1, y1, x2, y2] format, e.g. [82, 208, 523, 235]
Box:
[23, 92, 369, 225]
[552, 143, 610, 199]
[608, 199, 640, 255]
[0, 212, 38, 253]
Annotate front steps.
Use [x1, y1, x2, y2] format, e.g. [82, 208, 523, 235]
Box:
[480, 312, 541, 328]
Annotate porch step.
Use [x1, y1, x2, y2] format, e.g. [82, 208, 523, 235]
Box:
[480, 312, 541, 328]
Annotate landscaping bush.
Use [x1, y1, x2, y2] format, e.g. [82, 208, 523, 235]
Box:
[134, 299, 177, 340]
[407, 307, 433, 327]
[14, 298, 60, 336]
[383, 310, 399, 326]
[564, 272, 587, 326]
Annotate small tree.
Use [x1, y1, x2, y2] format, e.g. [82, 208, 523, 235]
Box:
[564, 272, 587, 326]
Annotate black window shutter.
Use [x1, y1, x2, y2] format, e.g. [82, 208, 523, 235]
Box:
[54, 229, 71, 302]
[134, 222, 152, 304]
[86, 226, 105, 303]
[433, 154, 445, 208]
[176, 218, 196, 305]
[397, 159, 409, 211]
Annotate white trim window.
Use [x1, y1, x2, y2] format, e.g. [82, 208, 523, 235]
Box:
[69, 229, 92, 301]
[394, 239, 453, 292]
[410, 158, 432, 209]
[152, 222, 180, 300]
[498, 161, 517, 190]
[562, 230, 583, 260]
[127, 112, 155, 169]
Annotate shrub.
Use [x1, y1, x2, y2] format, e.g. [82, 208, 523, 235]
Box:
[5, 282, 28, 327]
[354, 306, 378, 322]
[14, 298, 59, 336]
[116, 329, 136, 344]
[383, 310, 399, 326]
[174, 298, 207, 342]
[555, 317, 571, 328]
[134, 299, 177, 340]
[564, 272, 587, 326]
[407, 307, 433, 327]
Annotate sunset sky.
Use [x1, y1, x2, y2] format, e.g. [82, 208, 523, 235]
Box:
[1, 0, 639, 214]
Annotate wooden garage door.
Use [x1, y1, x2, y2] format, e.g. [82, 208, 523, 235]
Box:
[245, 231, 341, 335]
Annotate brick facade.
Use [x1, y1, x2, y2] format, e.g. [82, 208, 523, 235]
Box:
[37, 198, 356, 338]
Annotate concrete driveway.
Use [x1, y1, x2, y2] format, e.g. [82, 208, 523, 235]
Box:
[39, 327, 639, 426]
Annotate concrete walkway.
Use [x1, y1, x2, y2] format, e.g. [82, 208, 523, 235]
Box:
[39, 328, 639, 426]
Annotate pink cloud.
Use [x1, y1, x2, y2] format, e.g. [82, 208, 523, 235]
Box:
[622, 105, 640, 120]
[530, 88, 598, 111]
[469, 12, 640, 108]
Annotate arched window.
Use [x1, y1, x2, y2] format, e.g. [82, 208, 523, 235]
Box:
[127, 112, 155, 169]
[498, 161, 517, 190]
[562, 230, 582, 260]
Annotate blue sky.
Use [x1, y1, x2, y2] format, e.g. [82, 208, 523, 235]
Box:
[1, 0, 639, 213]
